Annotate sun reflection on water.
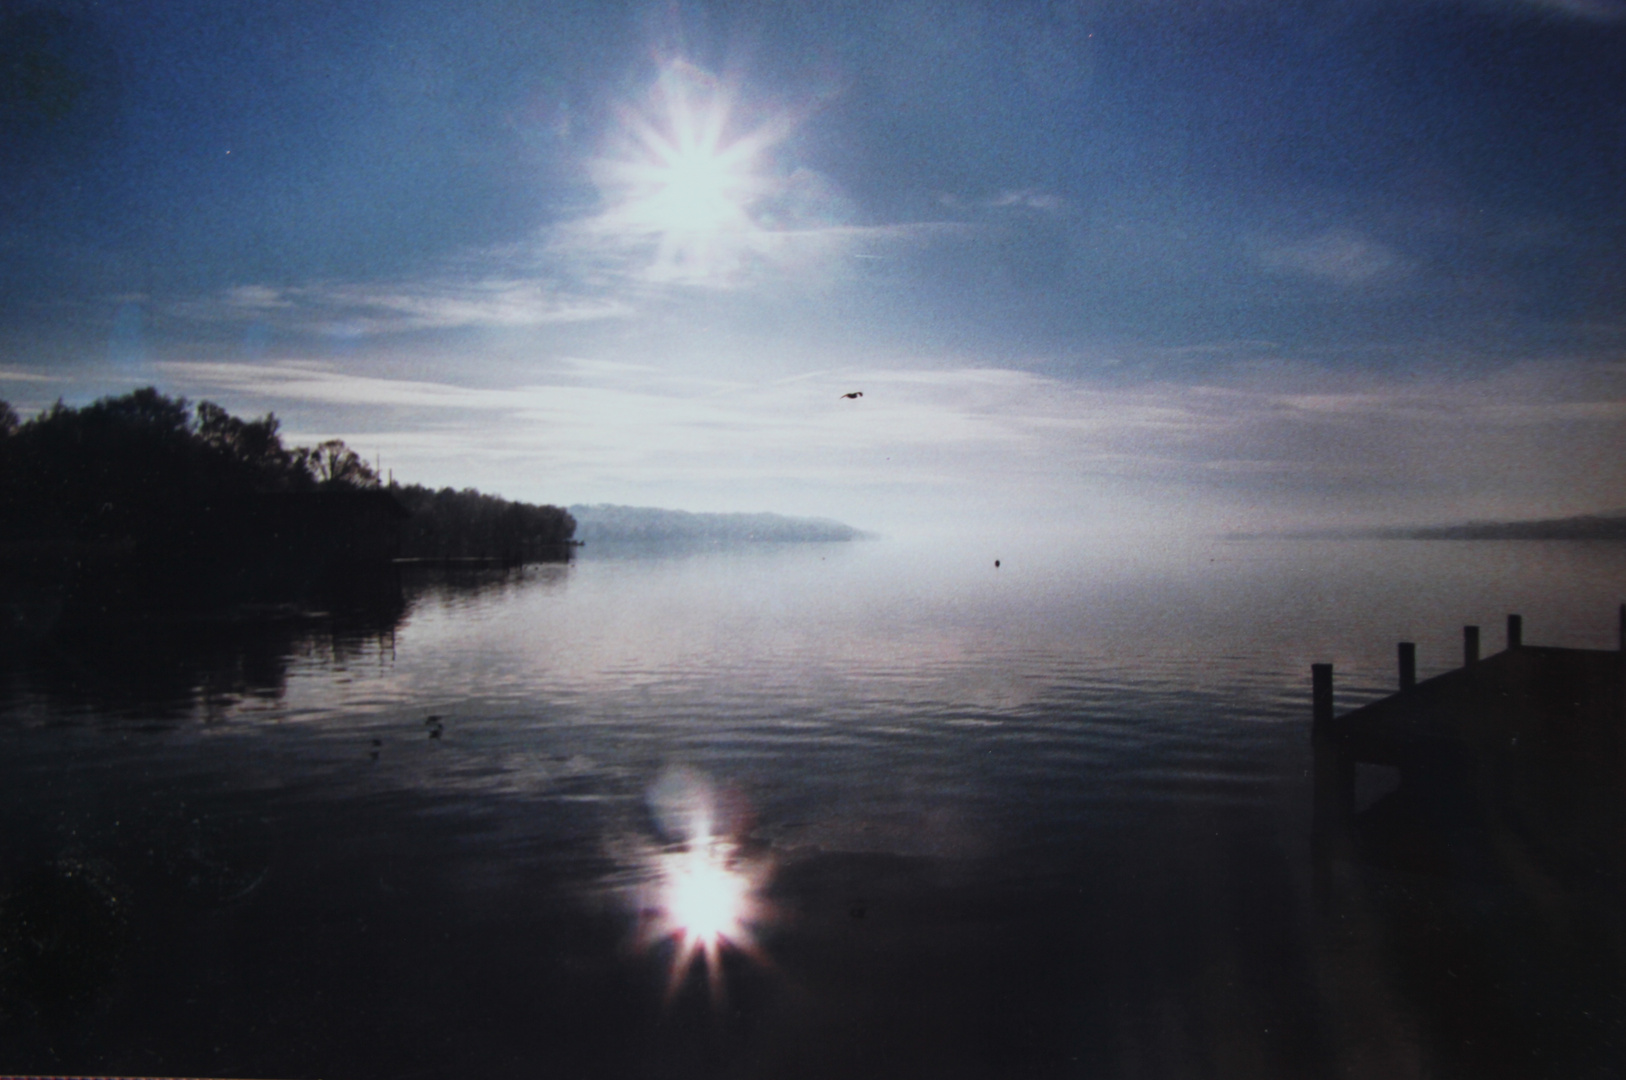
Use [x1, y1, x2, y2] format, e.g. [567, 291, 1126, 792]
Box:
[666, 843, 748, 944]
[639, 767, 773, 1001]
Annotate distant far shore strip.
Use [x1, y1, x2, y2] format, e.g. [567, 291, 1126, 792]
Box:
[0, 1075, 318, 1079]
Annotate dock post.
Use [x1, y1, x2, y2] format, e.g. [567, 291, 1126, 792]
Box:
[1399, 642, 1416, 690]
[1464, 625, 1480, 667]
[1506, 614, 1522, 650]
[1312, 663, 1334, 731]
[1618, 603, 1624, 653]
[1311, 664, 1353, 843]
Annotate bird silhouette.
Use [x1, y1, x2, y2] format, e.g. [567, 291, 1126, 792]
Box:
[841, 391, 863, 399]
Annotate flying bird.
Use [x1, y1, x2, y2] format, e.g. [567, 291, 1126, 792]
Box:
[840, 391, 863, 399]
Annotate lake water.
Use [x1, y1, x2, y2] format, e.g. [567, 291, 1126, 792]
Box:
[1, 536, 1622, 1078]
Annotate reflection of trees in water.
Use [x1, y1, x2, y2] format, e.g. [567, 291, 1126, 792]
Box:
[2, 601, 404, 722]
[1, 564, 572, 721]
[400, 562, 570, 616]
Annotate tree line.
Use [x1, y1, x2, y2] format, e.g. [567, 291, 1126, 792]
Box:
[392, 485, 575, 562]
[0, 388, 573, 560]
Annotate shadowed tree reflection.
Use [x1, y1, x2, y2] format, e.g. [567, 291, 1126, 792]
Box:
[0, 604, 404, 724]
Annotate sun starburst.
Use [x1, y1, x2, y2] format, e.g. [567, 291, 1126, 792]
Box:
[596, 60, 791, 282]
[635, 767, 774, 1003]
[654, 837, 765, 1000]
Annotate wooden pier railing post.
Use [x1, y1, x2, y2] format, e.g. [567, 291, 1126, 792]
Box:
[1312, 663, 1334, 731]
[1311, 664, 1353, 841]
[1399, 642, 1416, 690]
[1464, 625, 1480, 667]
[1506, 614, 1522, 650]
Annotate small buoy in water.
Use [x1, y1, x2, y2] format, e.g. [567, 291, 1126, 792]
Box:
[994, 560, 1001, 568]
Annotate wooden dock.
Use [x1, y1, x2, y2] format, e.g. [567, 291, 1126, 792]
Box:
[1312, 608, 1625, 879]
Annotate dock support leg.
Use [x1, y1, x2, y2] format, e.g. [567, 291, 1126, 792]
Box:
[1506, 614, 1522, 650]
[1399, 642, 1416, 690]
[1313, 663, 1334, 729]
[1464, 625, 1480, 667]
[1312, 663, 1353, 846]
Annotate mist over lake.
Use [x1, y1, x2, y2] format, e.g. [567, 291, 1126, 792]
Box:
[2, 535, 1621, 1078]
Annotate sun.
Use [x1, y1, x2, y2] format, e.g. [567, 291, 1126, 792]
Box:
[625, 116, 755, 236]
[598, 61, 789, 280]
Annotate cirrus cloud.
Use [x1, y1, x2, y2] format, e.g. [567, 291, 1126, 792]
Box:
[1254, 230, 1407, 286]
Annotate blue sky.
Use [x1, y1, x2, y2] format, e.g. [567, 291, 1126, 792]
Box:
[3, 0, 1623, 535]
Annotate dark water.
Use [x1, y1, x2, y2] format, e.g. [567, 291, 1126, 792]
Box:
[1, 536, 1622, 1078]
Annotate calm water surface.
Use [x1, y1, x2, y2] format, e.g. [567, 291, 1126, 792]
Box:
[2, 536, 1622, 1078]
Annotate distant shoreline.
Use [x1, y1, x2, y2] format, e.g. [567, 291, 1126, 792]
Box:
[568, 504, 875, 545]
[1230, 511, 1626, 542]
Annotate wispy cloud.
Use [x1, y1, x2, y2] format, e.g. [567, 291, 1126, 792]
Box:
[152, 362, 513, 410]
[541, 215, 953, 292]
[172, 277, 632, 337]
[1254, 230, 1406, 286]
[0, 367, 57, 383]
[938, 189, 1068, 214]
[162, 204, 964, 350]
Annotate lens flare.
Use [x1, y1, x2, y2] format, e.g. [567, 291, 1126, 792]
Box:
[596, 60, 792, 282]
[655, 839, 763, 999]
[666, 845, 748, 945]
[638, 767, 773, 1002]
[631, 126, 753, 236]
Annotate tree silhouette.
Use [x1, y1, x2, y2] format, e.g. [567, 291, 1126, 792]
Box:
[391, 484, 575, 562]
[2, 389, 397, 496]
[195, 401, 308, 489]
[0, 388, 574, 617]
[298, 439, 380, 489]
[79, 385, 191, 435]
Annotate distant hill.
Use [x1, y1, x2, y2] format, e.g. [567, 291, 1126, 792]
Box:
[1255, 510, 1626, 542]
[1391, 511, 1626, 541]
[569, 504, 873, 545]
